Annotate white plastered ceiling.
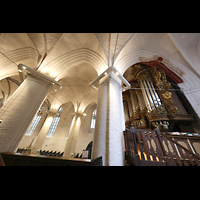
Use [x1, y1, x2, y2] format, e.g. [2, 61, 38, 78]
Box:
[0, 33, 200, 111]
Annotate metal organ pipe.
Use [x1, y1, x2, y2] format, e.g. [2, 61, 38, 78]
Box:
[140, 81, 151, 111]
[147, 80, 159, 108]
[129, 90, 136, 113]
[150, 82, 161, 106]
[139, 78, 163, 112]
[143, 80, 155, 110]
[147, 81, 156, 101]
[127, 101, 133, 117]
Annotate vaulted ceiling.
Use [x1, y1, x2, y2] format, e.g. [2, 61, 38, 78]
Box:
[0, 33, 200, 111]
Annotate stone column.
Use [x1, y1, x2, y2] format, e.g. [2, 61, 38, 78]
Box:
[63, 112, 83, 158]
[31, 110, 56, 154]
[91, 71, 125, 166]
[0, 74, 53, 152]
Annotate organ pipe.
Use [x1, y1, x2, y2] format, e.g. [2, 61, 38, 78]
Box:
[150, 82, 161, 106]
[140, 81, 151, 111]
[143, 80, 154, 109]
[129, 90, 137, 113]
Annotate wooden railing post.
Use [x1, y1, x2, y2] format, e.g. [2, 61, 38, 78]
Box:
[156, 127, 172, 166]
[130, 127, 141, 166]
[130, 127, 138, 154]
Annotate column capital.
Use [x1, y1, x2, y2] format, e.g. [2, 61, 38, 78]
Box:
[74, 111, 86, 117]
[18, 64, 61, 86]
[46, 110, 57, 116]
[89, 66, 131, 91]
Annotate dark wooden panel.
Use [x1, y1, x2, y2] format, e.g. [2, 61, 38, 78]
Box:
[1, 152, 102, 166]
[0, 155, 5, 166]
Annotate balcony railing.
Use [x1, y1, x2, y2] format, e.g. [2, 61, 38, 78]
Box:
[124, 127, 200, 166]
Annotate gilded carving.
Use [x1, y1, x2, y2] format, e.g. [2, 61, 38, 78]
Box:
[136, 117, 147, 129]
[136, 70, 152, 82]
[151, 120, 169, 132]
[162, 91, 172, 99]
[147, 104, 167, 116]
[124, 62, 180, 130]
[131, 64, 150, 81]
[163, 98, 177, 117]
[150, 66, 177, 118]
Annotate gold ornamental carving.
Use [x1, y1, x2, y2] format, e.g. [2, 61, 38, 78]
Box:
[150, 66, 177, 118]
[162, 91, 172, 99]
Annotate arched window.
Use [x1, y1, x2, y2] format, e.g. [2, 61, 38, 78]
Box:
[90, 109, 97, 129]
[46, 106, 63, 137]
[26, 105, 45, 136]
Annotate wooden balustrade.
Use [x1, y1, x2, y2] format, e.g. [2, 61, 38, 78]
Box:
[124, 127, 200, 166]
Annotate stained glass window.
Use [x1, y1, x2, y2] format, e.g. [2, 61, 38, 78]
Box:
[90, 109, 97, 129]
[46, 106, 63, 137]
[26, 105, 45, 136]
